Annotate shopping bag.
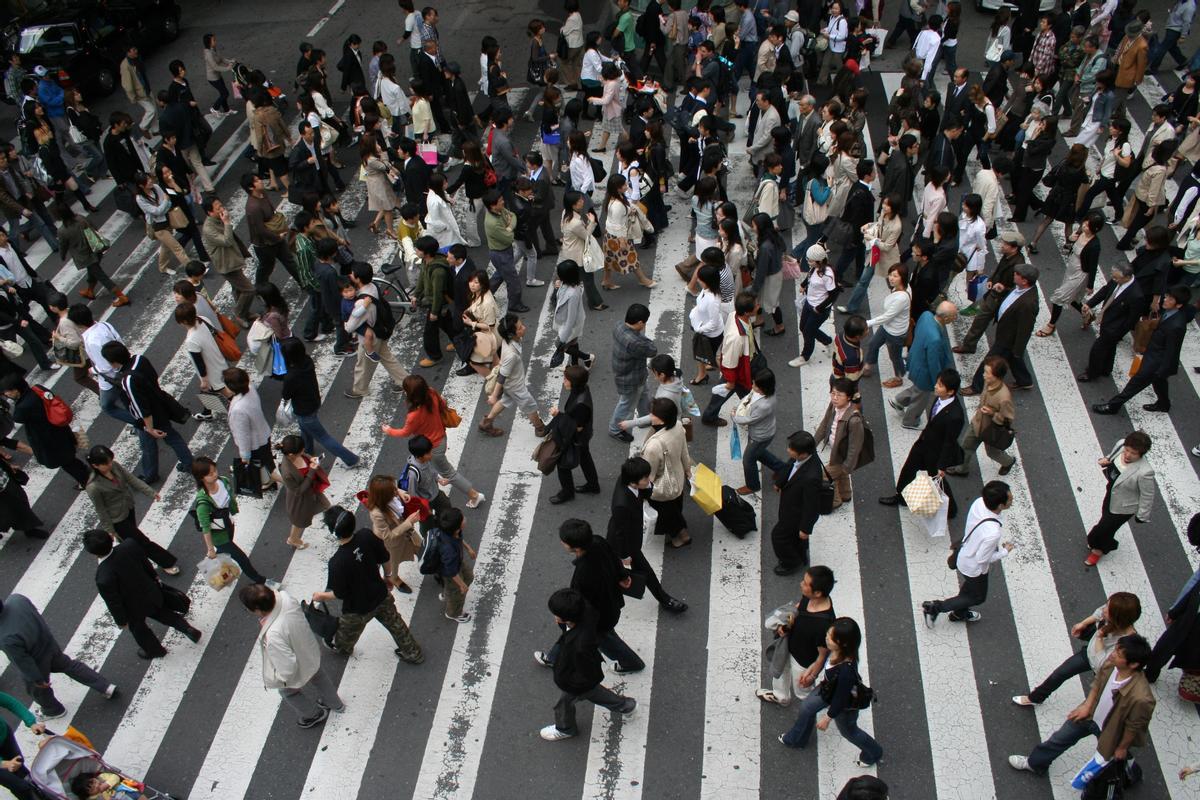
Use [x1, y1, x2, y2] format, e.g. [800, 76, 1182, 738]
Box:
[967, 273, 989, 302]
[1131, 315, 1158, 354]
[690, 463, 723, 514]
[730, 425, 742, 459]
[198, 553, 241, 591]
[901, 473, 943, 517]
[276, 398, 296, 426]
[418, 141, 439, 166]
[160, 583, 192, 615]
[301, 600, 340, 642]
[271, 337, 287, 376]
[781, 254, 804, 279]
[1071, 752, 1110, 791]
[915, 487, 950, 538]
[866, 28, 887, 56]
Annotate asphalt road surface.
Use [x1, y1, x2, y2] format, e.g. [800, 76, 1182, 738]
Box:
[0, 1, 1197, 799]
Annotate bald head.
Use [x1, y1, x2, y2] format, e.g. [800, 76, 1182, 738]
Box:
[935, 301, 959, 323]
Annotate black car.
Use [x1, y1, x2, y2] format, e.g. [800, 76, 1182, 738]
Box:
[4, 0, 181, 98]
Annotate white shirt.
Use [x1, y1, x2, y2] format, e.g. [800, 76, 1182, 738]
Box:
[1100, 140, 1132, 179]
[406, 11, 423, 50]
[825, 15, 848, 53]
[0, 245, 31, 288]
[803, 268, 837, 309]
[82, 321, 122, 391]
[570, 153, 594, 194]
[1094, 667, 1132, 730]
[689, 289, 723, 337]
[931, 395, 954, 418]
[867, 287, 912, 336]
[914, 30, 942, 80]
[955, 497, 1008, 578]
[958, 215, 987, 273]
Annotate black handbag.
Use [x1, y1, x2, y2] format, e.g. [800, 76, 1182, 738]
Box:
[301, 600, 340, 643]
[620, 571, 648, 599]
[691, 331, 716, 367]
[749, 349, 768, 377]
[979, 421, 1015, 450]
[817, 466, 836, 515]
[232, 460, 263, 498]
[160, 583, 191, 615]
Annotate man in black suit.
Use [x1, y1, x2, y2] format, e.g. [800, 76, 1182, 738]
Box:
[607, 457, 687, 612]
[792, 95, 819, 170]
[1078, 263, 1146, 383]
[1094, 286, 1191, 414]
[416, 38, 449, 131]
[942, 68, 974, 184]
[524, 152, 558, 257]
[442, 61, 475, 158]
[287, 122, 324, 205]
[880, 134, 918, 218]
[880, 369, 966, 518]
[965, 264, 1040, 393]
[833, 160, 877, 285]
[925, 118, 962, 177]
[397, 137, 431, 216]
[629, 98, 656, 153]
[83, 531, 200, 659]
[771, 431, 822, 576]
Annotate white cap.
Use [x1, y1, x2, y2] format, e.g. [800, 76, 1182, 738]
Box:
[806, 244, 828, 262]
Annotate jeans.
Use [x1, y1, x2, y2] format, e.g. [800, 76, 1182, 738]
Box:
[296, 412, 359, 467]
[780, 690, 884, 764]
[209, 77, 231, 112]
[280, 668, 342, 720]
[75, 138, 107, 179]
[928, 571, 989, 618]
[799, 303, 833, 360]
[139, 421, 194, 483]
[554, 684, 634, 733]
[865, 327, 906, 376]
[1027, 717, 1101, 773]
[743, 436, 787, 492]
[100, 386, 138, 426]
[1028, 648, 1092, 704]
[27, 650, 110, 716]
[843, 264, 874, 314]
[793, 222, 826, 267]
[609, 384, 649, 434]
[488, 247, 522, 308]
[9, 206, 59, 252]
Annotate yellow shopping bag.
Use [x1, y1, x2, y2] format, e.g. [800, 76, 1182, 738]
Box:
[691, 463, 723, 515]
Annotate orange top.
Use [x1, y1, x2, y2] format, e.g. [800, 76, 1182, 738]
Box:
[382, 393, 447, 446]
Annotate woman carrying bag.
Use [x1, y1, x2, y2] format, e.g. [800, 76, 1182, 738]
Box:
[364, 473, 421, 593]
[548, 364, 600, 505]
[133, 171, 188, 275]
[688, 264, 724, 386]
[223, 367, 280, 496]
[641, 397, 693, 549]
[278, 434, 331, 550]
[1038, 211, 1103, 337]
[550, 260, 594, 369]
[191, 456, 278, 588]
[946, 355, 1016, 478]
[1083, 431, 1157, 567]
[560, 191, 606, 310]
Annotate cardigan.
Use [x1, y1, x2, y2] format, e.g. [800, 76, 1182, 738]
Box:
[85, 461, 155, 534]
[228, 387, 272, 460]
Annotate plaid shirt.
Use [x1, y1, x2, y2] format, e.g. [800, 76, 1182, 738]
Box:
[1031, 30, 1057, 76]
[610, 322, 658, 394]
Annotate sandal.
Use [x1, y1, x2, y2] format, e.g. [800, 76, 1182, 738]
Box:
[601, 283, 618, 290]
[1034, 324, 1055, 337]
[755, 689, 788, 705]
[287, 540, 311, 550]
[162, 566, 181, 575]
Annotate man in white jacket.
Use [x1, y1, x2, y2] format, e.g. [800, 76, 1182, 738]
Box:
[240, 584, 344, 728]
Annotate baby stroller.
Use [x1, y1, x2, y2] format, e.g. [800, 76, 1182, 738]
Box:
[29, 734, 180, 800]
[231, 61, 287, 107]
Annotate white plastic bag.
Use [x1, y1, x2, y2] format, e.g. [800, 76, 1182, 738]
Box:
[915, 487, 950, 538]
[198, 553, 241, 591]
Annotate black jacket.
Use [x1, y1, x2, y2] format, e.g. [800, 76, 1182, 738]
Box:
[402, 156, 431, 211]
[982, 64, 1009, 107]
[840, 182, 874, 238]
[530, 167, 555, 221]
[562, 387, 593, 443]
[908, 396, 965, 473]
[1130, 247, 1172, 301]
[336, 46, 366, 92]
[772, 456, 821, 538]
[102, 130, 145, 185]
[452, 259, 474, 317]
[280, 358, 321, 416]
[1138, 309, 1187, 379]
[287, 141, 323, 204]
[880, 154, 915, 214]
[118, 355, 188, 430]
[570, 535, 630, 633]
[155, 144, 193, 193]
[1085, 279, 1146, 341]
[158, 102, 196, 149]
[552, 606, 605, 694]
[942, 82, 973, 127]
[925, 133, 958, 174]
[95, 539, 165, 626]
[10, 387, 77, 470]
[447, 76, 473, 126]
[607, 483, 650, 559]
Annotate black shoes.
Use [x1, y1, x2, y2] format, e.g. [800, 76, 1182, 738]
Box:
[549, 491, 574, 505]
[185, 626, 203, 644]
[575, 484, 602, 494]
[510, 303, 531, 313]
[878, 494, 905, 506]
[661, 597, 688, 613]
[455, 364, 475, 376]
[1143, 402, 1170, 412]
[922, 601, 939, 628]
[773, 562, 802, 576]
[137, 648, 166, 660]
[610, 430, 634, 443]
[1092, 402, 1120, 415]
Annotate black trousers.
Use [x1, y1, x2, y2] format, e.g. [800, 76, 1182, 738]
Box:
[253, 241, 299, 285]
[896, 459, 958, 518]
[629, 549, 670, 604]
[0, 728, 33, 800]
[1113, 372, 1170, 409]
[648, 493, 688, 539]
[528, 212, 557, 254]
[931, 571, 990, 617]
[556, 441, 598, 497]
[972, 343, 1033, 390]
[1086, 486, 1132, 554]
[423, 308, 456, 359]
[127, 605, 193, 656]
[1077, 176, 1124, 221]
[113, 512, 177, 569]
[886, 17, 922, 47]
[1085, 332, 1123, 379]
[771, 522, 809, 569]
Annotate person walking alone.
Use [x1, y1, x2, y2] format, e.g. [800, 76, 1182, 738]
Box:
[606, 457, 687, 613]
[84, 444, 180, 574]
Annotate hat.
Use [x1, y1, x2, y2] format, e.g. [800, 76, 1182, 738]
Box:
[32, 65, 47, 77]
[1125, 20, 1143, 37]
[999, 50, 1017, 63]
[785, 10, 799, 23]
[443, 61, 462, 76]
[806, 244, 828, 262]
[998, 230, 1026, 247]
[1014, 263, 1040, 282]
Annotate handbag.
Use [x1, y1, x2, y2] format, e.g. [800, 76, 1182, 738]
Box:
[781, 254, 803, 280]
[167, 206, 189, 230]
[947, 516, 1001, 570]
[1131, 315, 1158, 354]
[83, 225, 110, 254]
[232, 459, 263, 498]
[582, 234, 604, 273]
[52, 342, 86, 367]
[264, 212, 290, 237]
[823, 217, 853, 248]
[818, 466, 837, 515]
[979, 420, 1015, 450]
[276, 398, 296, 426]
[901, 473, 943, 517]
[217, 312, 241, 338]
[729, 425, 742, 459]
[201, 318, 241, 362]
[270, 337, 288, 376]
[418, 141, 439, 166]
[541, 131, 562, 145]
[318, 119, 339, 149]
[691, 331, 716, 366]
[160, 583, 192, 615]
[0, 339, 22, 359]
[439, 396, 462, 428]
[301, 600, 340, 642]
[619, 571, 648, 599]
[802, 181, 830, 226]
[1120, 197, 1141, 229]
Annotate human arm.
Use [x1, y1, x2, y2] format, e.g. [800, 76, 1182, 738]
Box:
[1135, 467, 1157, 523]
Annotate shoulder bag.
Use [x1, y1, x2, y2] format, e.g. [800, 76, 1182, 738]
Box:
[947, 516, 1001, 570]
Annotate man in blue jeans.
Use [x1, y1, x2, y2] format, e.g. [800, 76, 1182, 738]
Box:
[1009, 634, 1156, 778]
[608, 303, 657, 442]
[533, 519, 645, 675]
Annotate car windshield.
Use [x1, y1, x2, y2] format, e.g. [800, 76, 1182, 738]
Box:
[15, 23, 77, 55]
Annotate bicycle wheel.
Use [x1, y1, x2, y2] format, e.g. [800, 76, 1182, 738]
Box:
[374, 279, 410, 322]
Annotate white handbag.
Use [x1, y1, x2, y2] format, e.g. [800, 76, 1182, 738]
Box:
[581, 234, 604, 273]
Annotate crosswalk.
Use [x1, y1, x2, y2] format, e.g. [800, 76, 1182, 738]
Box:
[0, 72, 1196, 800]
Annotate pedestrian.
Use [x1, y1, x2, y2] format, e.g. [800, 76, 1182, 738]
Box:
[278, 435, 331, 551]
[0, 375, 90, 489]
[1083, 431, 1157, 567]
[732, 368, 787, 495]
[559, 192, 605, 311]
[922, 480, 1014, 626]
[751, 213, 786, 337]
[948, 356, 1017, 478]
[120, 45, 157, 134]
[778, 616, 883, 767]
[191, 456, 277, 587]
[888, 301, 957, 429]
[483, 189, 529, 312]
[1150, 0, 1195, 72]
[242, 173, 299, 284]
[601, 175, 656, 290]
[535, 519, 645, 673]
[174, 302, 226, 423]
[313, 506, 424, 662]
[345, 261, 409, 399]
[0, 690, 46, 800]
[607, 456, 687, 613]
[880, 368, 965, 516]
[364, 474, 420, 594]
[550, 261, 593, 369]
[1037, 211, 1103, 337]
[430, 507, 476, 623]
[479, 313, 547, 437]
[381, 374, 484, 507]
[460, 269, 502, 377]
[862, 266, 911, 388]
[771, 431, 822, 576]
[1094, 284, 1190, 414]
[1076, 263, 1144, 383]
[412, 235, 454, 368]
[607, 303, 657, 442]
[223, 367, 279, 494]
[52, 205, 126, 307]
[701, 291, 760, 427]
[1015, 591, 1141, 707]
[1008, 634, 1156, 777]
[0, 452, 45, 540]
[537, 587, 637, 741]
[619, 354, 695, 441]
[793, 244, 837, 366]
[813, 378, 867, 510]
[84, 444, 179, 573]
[0, 593, 116, 719]
[757, 565, 835, 707]
[965, 263, 1039, 394]
[1146, 514, 1200, 689]
[641, 398, 693, 548]
[548, 365, 600, 505]
[132, 171, 188, 276]
[82, 530, 201, 659]
[277, 340, 359, 468]
[838, 194, 904, 318]
[1111, 21, 1148, 120]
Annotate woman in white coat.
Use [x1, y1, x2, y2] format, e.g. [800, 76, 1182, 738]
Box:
[958, 193, 988, 290]
[424, 173, 463, 249]
[240, 584, 344, 727]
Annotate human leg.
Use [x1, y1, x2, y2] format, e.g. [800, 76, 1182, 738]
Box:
[125, 616, 167, 656]
[929, 572, 989, 618]
[1026, 718, 1100, 773]
[113, 513, 177, 568]
[597, 627, 644, 671]
[444, 563, 473, 617]
[780, 689, 828, 747]
[431, 438, 474, 495]
[1027, 648, 1092, 703]
[1086, 501, 1131, 555]
[834, 710, 884, 764]
[216, 540, 267, 584]
[374, 594, 423, 662]
[296, 413, 359, 466]
[159, 423, 194, 471]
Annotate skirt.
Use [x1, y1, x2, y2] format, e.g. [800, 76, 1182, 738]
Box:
[695, 234, 719, 258]
[604, 234, 639, 273]
[1050, 258, 1091, 306]
[760, 270, 784, 313]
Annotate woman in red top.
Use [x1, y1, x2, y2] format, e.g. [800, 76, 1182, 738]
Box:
[382, 375, 487, 509]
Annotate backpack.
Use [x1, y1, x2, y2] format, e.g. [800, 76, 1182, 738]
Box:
[361, 283, 396, 340]
[398, 461, 421, 494]
[856, 417, 876, 468]
[418, 527, 444, 575]
[30, 385, 72, 427]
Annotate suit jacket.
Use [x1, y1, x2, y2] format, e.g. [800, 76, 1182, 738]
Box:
[982, 64, 1009, 107]
[607, 483, 648, 559]
[102, 130, 146, 186]
[287, 141, 322, 204]
[1085, 279, 1146, 341]
[530, 168, 555, 221]
[925, 133, 958, 174]
[1102, 438, 1157, 519]
[95, 539, 165, 626]
[909, 397, 965, 473]
[793, 111, 818, 166]
[880, 154, 914, 214]
[840, 182, 874, 237]
[992, 285, 1039, 358]
[1139, 309, 1187, 379]
[402, 156, 431, 210]
[772, 455, 821, 537]
[942, 82, 973, 127]
[451, 259, 474, 317]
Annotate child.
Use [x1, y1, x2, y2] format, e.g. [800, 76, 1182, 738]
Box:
[394, 201, 425, 278]
[70, 771, 145, 800]
[403, 434, 450, 531]
[538, 587, 636, 741]
[433, 506, 476, 623]
[338, 277, 368, 355]
[832, 315, 867, 405]
[510, 176, 539, 285]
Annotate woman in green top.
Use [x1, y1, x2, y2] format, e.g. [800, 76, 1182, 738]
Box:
[0, 690, 46, 800]
[191, 457, 275, 587]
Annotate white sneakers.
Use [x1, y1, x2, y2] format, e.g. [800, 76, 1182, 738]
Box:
[788, 356, 807, 368]
[445, 612, 471, 623]
[104, 684, 118, 700]
[1008, 755, 1032, 772]
[466, 492, 487, 509]
[1011, 695, 1035, 707]
[540, 725, 575, 741]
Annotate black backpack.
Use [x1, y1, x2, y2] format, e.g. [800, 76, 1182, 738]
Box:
[418, 527, 444, 575]
[362, 282, 397, 340]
